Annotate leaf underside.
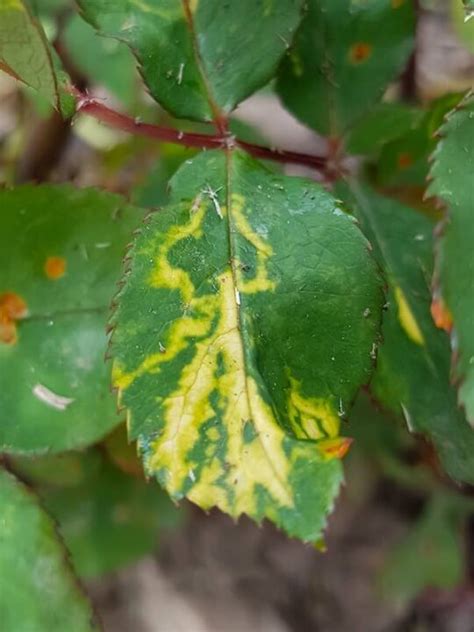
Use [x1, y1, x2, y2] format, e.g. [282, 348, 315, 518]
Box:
[428, 94, 474, 425]
[0, 185, 144, 454]
[110, 148, 383, 541]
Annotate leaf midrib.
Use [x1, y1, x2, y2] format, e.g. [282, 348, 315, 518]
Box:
[181, 0, 224, 125]
[224, 149, 293, 505]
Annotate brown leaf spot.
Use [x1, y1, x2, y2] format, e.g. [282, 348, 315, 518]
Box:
[0, 292, 28, 345]
[431, 296, 453, 333]
[44, 256, 66, 280]
[349, 42, 372, 64]
[397, 152, 413, 169]
[391, 0, 406, 8]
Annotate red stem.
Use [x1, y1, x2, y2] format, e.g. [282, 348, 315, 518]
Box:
[73, 89, 330, 173]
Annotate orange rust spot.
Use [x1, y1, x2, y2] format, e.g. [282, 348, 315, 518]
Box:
[316, 437, 353, 461]
[0, 292, 28, 319]
[431, 296, 453, 333]
[0, 292, 28, 345]
[397, 152, 413, 169]
[349, 42, 372, 64]
[391, 0, 406, 7]
[44, 256, 66, 280]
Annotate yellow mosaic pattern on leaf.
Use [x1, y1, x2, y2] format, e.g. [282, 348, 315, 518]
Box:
[231, 194, 277, 294]
[287, 376, 340, 440]
[113, 195, 344, 519]
[394, 285, 425, 346]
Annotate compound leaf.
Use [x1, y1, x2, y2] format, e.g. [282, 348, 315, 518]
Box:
[428, 94, 474, 426]
[341, 183, 474, 483]
[110, 148, 383, 541]
[0, 185, 144, 454]
[277, 0, 414, 137]
[0, 468, 99, 632]
[77, 0, 304, 123]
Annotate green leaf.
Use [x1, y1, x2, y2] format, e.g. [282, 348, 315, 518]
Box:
[348, 391, 435, 492]
[110, 148, 383, 541]
[375, 93, 463, 187]
[0, 185, 144, 454]
[77, 0, 304, 123]
[63, 14, 138, 108]
[276, 0, 415, 137]
[14, 450, 182, 578]
[380, 494, 466, 604]
[0, 0, 74, 116]
[341, 183, 474, 483]
[132, 144, 198, 209]
[12, 451, 98, 488]
[0, 468, 99, 632]
[428, 94, 474, 426]
[345, 102, 423, 156]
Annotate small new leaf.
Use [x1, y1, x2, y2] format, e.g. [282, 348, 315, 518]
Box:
[110, 149, 383, 541]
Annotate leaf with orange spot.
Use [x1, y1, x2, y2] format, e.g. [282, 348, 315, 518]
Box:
[277, 0, 415, 136]
[337, 183, 474, 485]
[428, 93, 474, 425]
[0, 292, 28, 345]
[431, 296, 453, 334]
[0, 185, 145, 454]
[376, 93, 463, 186]
[44, 256, 67, 280]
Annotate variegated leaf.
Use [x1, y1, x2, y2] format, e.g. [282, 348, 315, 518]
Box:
[110, 149, 383, 541]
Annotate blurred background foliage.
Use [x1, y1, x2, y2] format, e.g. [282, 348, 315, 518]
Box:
[1, 0, 474, 630]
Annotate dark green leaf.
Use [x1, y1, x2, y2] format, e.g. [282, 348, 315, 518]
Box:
[77, 0, 304, 122]
[428, 93, 474, 425]
[345, 102, 423, 156]
[0, 468, 99, 632]
[110, 148, 383, 541]
[348, 391, 435, 492]
[277, 0, 414, 137]
[376, 93, 463, 187]
[340, 183, 474, 483]
[0, 185, 144, 454]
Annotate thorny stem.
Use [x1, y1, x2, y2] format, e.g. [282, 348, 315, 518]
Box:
[71, 88, 333, 176]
